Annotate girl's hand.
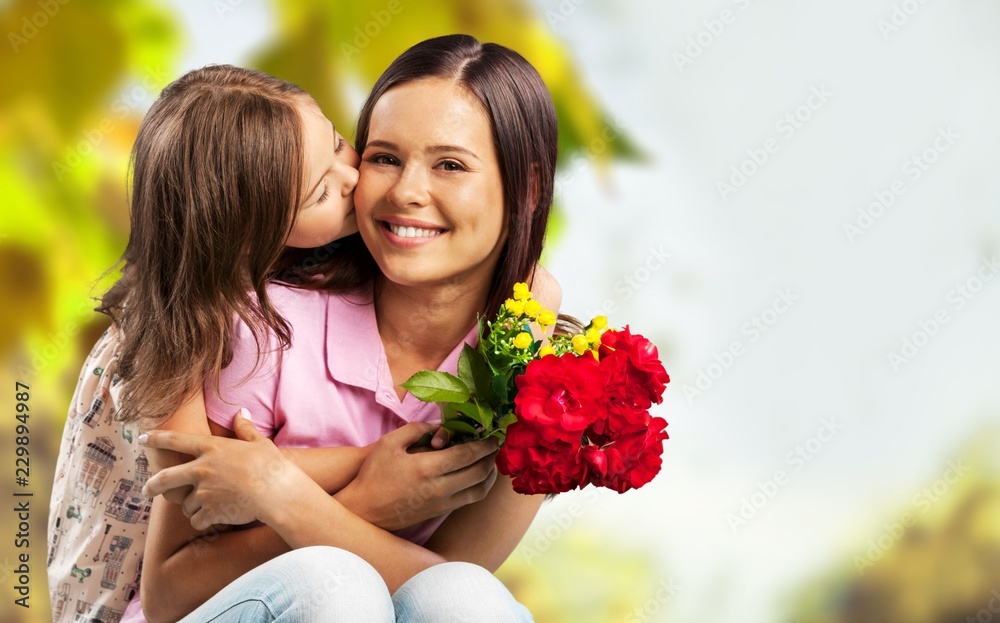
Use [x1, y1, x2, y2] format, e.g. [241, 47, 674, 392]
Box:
[336, 422, 500, 531]
[141, 410, 309, 530]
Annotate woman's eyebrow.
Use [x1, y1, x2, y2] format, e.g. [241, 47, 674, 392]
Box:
[366, 139, 480, 162]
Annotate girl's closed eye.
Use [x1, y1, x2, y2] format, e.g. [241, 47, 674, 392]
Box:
[316, 181, 329, 204]
[334, 137, 346, 153]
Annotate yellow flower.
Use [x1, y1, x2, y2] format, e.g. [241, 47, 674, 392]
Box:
[505, 298, 524, 316]
[523, 299, 541, 318]
[538, 344, 555, 358]
[571, 334, 589, 355]
[513, 282, 531, 301]
[589, 348, 600, 361]
[537, 310, 556, 327]
[590, 315, 608, 331]
[585, 328, 601, 345]
[513, 332, 533, 349]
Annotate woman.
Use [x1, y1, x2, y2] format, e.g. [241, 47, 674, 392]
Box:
[140, 34, 560, 622]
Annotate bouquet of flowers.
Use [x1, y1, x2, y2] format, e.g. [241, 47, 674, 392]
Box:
[402, 282, 670, 495]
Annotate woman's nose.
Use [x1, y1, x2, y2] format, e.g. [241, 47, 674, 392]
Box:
[386, 164, 430, 208]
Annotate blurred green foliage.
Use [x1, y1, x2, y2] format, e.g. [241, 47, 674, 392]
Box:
[1, 0, 639, 619]
[788, 429, 1000, 623]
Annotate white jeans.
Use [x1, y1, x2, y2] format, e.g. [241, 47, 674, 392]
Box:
[175, 546, 534, 622]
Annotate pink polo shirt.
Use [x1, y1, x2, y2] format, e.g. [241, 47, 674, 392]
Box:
[203, 284, 476, 546]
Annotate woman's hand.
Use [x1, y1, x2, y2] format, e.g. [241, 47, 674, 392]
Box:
[335, 422, 500, 531]
[141, 410, 310, 530]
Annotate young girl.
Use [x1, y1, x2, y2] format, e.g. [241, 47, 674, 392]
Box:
[140, 34, 560, 623]
[48, 63, 501, 623]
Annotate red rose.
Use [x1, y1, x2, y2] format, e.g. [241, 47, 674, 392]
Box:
[498, 354, 606, 494]
[599, 327, 670, 404]
[582, 416, 668, 493]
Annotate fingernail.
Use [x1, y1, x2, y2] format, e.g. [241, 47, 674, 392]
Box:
[141, 485, 149, 498]
[138, 433, 148, 445]
[239, 407, 252, 423]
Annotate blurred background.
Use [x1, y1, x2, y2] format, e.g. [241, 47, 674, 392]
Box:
[2, 0, 999, 621]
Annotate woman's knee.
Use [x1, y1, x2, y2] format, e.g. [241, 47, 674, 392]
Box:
[393, 562, 532, 622]
[262, 547, 393, 621]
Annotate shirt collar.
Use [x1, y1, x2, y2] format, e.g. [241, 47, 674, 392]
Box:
[325, 291, 479, 397]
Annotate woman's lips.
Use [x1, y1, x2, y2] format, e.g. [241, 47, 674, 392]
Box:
[377, 218, 446, 248]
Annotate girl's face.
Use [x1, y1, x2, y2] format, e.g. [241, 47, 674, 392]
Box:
[285, 96, 361, 249]
[355, 78, 506, 291]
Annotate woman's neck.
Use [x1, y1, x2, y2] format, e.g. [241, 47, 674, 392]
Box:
[374, 276, 488, 380]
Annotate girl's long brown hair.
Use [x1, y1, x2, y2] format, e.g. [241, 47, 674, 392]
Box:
[99, 65, 306, 425]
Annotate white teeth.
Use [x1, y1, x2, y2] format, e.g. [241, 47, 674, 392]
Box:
[388, 224, 443, 238]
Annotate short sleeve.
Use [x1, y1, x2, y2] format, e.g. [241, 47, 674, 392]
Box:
[204, 315, 281, 438]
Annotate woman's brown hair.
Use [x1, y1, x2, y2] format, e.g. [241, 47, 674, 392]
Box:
[286, 34, 558, 319]
[99, 64, 307, 424]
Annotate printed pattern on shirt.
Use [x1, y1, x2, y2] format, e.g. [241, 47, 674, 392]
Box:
[48, 327, 149, 623]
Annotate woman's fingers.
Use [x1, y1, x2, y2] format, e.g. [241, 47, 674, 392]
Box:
[140, 429, 210, 456]
[232, 408, 264, 441]
[143, 464, 200, 498]
[435, 438, 500, 474]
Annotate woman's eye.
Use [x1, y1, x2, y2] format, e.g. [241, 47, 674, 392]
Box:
[334, 137, 346, 153]
[369, 154, 399, 166]
[438, 160, 466, 172]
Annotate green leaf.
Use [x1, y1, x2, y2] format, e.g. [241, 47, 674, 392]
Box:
[444, 401, 495, 431]
[457, 345, 475, 389]
[402, 371, 470, 403]
[492, 375, 510, 402]
[462, 344, 498, 402]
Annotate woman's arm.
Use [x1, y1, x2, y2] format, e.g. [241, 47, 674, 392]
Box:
[422, 475, 544, 571]
[420, 265, 563, 569]
[140, 417, 447, 623]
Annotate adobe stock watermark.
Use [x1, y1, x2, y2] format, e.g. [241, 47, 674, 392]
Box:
[544, 0, 591, 28]
[340, 0, 406, 61]
[51, 66, 168, 181]
[8, 0, 70, 54]
[962, 588, 1000, 623]
[673, 0, 758, 72]
[716, 85, 833, 202]
[521, 488, 599, 564]
[887, 254, 998, 372]
[853, 458, 970, 574]
[683, 288, 799, 403]
[726, 416, 842, 533]
[625, 577, 681, 623]
[877, 0, 931, 41]
[843, 126, 958, 244]
[588, 243, 672, 319]
[553, 116, 627, 200]
[213, 0, 246, 19]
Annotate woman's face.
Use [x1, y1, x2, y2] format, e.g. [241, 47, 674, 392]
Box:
[355, 78, 506, 291]
[286, 96, 360, 249]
